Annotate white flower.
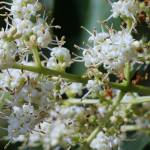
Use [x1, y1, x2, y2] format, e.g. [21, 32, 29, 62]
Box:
[11, 0, 51, 48]
[22, 4, 36, 19]
[101, 30, 137, 71]
[0, 39, 17, 69]
[111, 0, 139, 20]
[51, 47, 71, 63]
[29, 120, 73, 149]
[0, 61, 38, 89]
[0, 69, 23, 89]
[28, 105, 83, 149]
[90, 132, 110, 150]
[15, 79, 53, 109]
[12, 19, 33, 35]
[98, 106, 106, 116]
[47, 47, 72, 70]
[11, 0, 41, 19]
[88, 32, 109, 43]
[49, 121, 72, 146]
[65, 82, 83, 97]
[33, 18, 51, 48]
[59, 106, 84, 119]
[8, 104, 36, 140]
[83, 46, 101, 67]
[86, 80, 103, 93]
[46, 57, 59, 70]
[90, 132, 120, 150]
[83, 30, 139, 72]
[23, 104, 34, 114]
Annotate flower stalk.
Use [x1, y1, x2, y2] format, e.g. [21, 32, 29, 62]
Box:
[32, 47, 42, 68]
[12, 63, 88, 83]
[86, 91, 125, 144]
[11, 63, 150, 95]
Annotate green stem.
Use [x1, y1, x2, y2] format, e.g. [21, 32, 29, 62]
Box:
[109, 82, 127, 91]
[86, 126, 100, 144]
[64, 96, 150, 105]
[64, 99, 99, 105]
[12, 63, 87, 83]
[129, 84, 150, 95]
[86, 91, 125, 144]
[105, 91, 125, 118]
[11, 63, 150, 95]
[121, 125, 150, 132]
[109, 82, 150, 95]
[124, 62, 131, 85]
[126, 19, 133, 31]
[123, 96, 150, 105]
[32, 47, 42, 68]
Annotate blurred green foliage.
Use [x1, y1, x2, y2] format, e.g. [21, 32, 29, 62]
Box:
[120, 133, 150, 150]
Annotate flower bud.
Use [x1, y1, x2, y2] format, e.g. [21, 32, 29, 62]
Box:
[0, 31, 6, 39]
[9, 27, 17, 35]
[132, 41, 143, 53]
[7, 27, 17, 39]
[132, 41, 141, 49]
[13, 32, 22, 39]
[35, 2, 42, 11]
[26, 35, 37, 48]
[30, 35, 37, 44]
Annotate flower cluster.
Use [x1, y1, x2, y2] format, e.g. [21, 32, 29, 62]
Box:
[111, 0, 139, 21]
[11, 0, 51, 48]
[0, 0, 52, 70]
[28, 105, 84, 149]
[90, 131, 121, 150]
[110, 0, 150, 26]
[0, 0, 149, 150]
[83, 29, 141, 73]
[47, 47, 72, 71]
[8, 104, 36, 141]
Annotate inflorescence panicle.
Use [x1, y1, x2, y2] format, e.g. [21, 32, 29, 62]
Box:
[0, 0, 149, 150]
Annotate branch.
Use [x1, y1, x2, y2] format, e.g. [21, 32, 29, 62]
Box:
[86, 91, 125, 143]
[32, 48, 42, 68]
[12, 63, 88, 83]
[64, 96, 150, 105]
[11, 63, 150, 95]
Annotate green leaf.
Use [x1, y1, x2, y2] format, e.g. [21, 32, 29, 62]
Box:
[120, 132, 150, 150]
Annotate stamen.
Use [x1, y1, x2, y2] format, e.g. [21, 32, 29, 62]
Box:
[0, 126, 7, 131]
[4, 140, 12, 150]
[72, 59, 83, 62]
[81, 26, 93, 35]
[72, 52, 82, 58]
[50, 25, 61, 29]
[46, 47, 53, 51]
[1, 6, 11, 12]
[81, 90, 91, 100]
[40, 52, 49, 60]
[74, 44, 85, 51]
[0, 2, 12, 6]
[106, 0, 112, 5]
